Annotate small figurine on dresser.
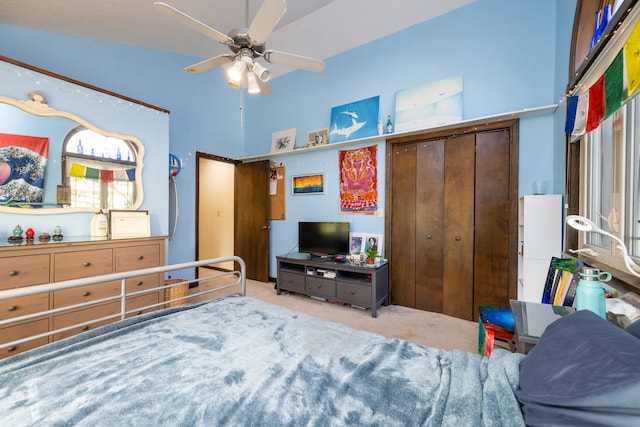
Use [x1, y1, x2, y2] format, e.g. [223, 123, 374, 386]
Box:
[52, 225, 63, 241]
[8, 224, 24, 243]
[38, 232, 51, 242]
[25, 227, 35, 241]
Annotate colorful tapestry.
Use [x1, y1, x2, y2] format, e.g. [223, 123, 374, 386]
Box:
[338, 145, 377, 215]
[0, 132, 49, 204]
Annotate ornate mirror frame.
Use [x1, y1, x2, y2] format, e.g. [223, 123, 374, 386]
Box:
[0, 93, 145, 214]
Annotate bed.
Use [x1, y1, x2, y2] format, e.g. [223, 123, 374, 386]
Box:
[2, 257, 638, 426]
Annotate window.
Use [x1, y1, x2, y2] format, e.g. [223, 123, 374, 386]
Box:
[61, 127, 137, 209]
[578, 92, 640, 273]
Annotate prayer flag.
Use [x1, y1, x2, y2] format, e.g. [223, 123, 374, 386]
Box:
[605, 49, 625, 118]
[69, 163, 86, 178]
[624, 18, 640, 96]
[565, 96, 578, 134]
[586, 75, 605, 132]
[572, 92, 589, 136]
[100, 170, 114, 183]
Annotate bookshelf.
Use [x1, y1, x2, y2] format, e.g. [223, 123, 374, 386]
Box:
[517, 195, 563, 302]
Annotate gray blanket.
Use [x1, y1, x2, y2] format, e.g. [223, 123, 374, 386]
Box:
[0, 297, 525, 426]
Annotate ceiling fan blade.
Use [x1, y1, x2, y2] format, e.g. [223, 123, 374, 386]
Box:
[184, 55, 234, 74]
[248, 0, 287, 45]
[154, 2, 234, 46]
[264, 50, 326, 72]
[258, 79, 273, 95]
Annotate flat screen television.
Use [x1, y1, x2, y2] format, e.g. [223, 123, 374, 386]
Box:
[298, 221, 350, 257]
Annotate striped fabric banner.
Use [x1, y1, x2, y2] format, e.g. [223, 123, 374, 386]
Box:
[70, 162, 135, 182]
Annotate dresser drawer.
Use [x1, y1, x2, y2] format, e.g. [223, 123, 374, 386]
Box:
[116, 244, 161, 272]
[126, 293, 159, 317]
[52, 281, 120, 309]
[279, 270, 305, 293]
[54, 249, 113, 281]
[53, 301, 120, 341]
[0, 318, 49, 359]
[337, 282, 370, 307]
[0, 254, 50, 289]
[306, 276, 336, 298]
[126, 273, 162, 293]
[0, 294, 50, 321]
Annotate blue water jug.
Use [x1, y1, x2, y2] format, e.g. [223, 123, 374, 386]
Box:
[575, 267, 611, 319]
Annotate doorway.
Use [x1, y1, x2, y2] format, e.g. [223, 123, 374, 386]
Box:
[196, 153, 270, 282]
[197, 153, 235, 271]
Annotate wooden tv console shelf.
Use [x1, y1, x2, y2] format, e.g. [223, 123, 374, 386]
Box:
[276, 253, 388, 318]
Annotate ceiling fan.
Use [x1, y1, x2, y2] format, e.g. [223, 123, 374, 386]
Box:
[154, 0, 326, 95]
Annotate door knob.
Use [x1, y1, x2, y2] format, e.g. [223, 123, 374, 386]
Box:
[455, 236, 461, 241]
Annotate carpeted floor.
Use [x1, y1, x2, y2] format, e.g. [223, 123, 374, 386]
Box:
[191, 270, 480, 353]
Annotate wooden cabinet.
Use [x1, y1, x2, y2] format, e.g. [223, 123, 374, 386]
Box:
[276, 254, 389, 318]
[0, 237, 165, 358]
[387, 122, 518, 321]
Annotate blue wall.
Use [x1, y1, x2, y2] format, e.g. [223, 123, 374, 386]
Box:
[0, 0, 576, 278]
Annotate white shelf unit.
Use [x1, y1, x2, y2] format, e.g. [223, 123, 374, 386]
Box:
[517, 194, 563, 302]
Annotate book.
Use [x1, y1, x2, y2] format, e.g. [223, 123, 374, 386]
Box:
[541, 257, 582, 306]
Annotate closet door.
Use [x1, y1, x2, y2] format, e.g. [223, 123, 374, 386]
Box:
[442, 134, 475, 319]
[415, 139, 444, 312]
[390, 143, 417, 307]
[387, 121, 517, 322]
[473, 129, 514, 319]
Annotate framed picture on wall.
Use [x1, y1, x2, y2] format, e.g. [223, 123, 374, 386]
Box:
[329, 96, 379, 143]
[271, 128, 296, 153]
[306, 128, 328, 147]
[291, 173, 325, 195]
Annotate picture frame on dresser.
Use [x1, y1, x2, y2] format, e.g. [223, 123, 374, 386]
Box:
[109, 210, 150, 238]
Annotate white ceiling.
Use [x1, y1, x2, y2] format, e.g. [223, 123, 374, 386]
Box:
[0, 0, 476, 77]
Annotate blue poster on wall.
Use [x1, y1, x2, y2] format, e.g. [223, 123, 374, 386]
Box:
[329, 96, 379, 143]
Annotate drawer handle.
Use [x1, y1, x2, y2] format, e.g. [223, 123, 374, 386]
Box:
[351, 290, 356, 295]
[137, 281, 144, 286]
[82, 325, 90, 331]
[8, 270, 18, 276]
[136, 310, 142, 315]
[83, 261, 91, 267]
[317, 284, 322, 288]
[137, 255, 144, 260]
[82, 291, 91, 297]
[7, 345, 16, 352]
[7, 305, 17, 311]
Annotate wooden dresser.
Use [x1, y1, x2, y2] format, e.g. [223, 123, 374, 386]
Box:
[0, 236, 165, 358]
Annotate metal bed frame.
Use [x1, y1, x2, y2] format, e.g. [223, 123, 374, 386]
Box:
[0, 256, 246, 353]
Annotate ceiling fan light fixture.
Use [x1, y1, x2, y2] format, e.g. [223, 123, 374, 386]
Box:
[227, 59, 246, 84]
[246, 71, 261, 94]
[251, 61, 271, 82]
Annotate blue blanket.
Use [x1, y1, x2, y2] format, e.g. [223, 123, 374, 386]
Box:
[0, 297, 525, 426]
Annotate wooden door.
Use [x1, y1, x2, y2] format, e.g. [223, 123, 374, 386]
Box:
[235, 161, 270, 282]
[415, 139, 444, 312]
[390, 143, 417, 307]
[387, 121, 518, 321]
[442, 134, 475, 319]
[473, 129, 515, 320]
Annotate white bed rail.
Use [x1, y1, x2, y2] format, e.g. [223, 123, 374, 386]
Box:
[0, 256, 246, 352]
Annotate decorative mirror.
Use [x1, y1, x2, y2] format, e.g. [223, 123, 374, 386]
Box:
[0, 91, 144, 214]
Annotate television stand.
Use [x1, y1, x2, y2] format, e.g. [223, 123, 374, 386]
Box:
[276, 252, 389, 318]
